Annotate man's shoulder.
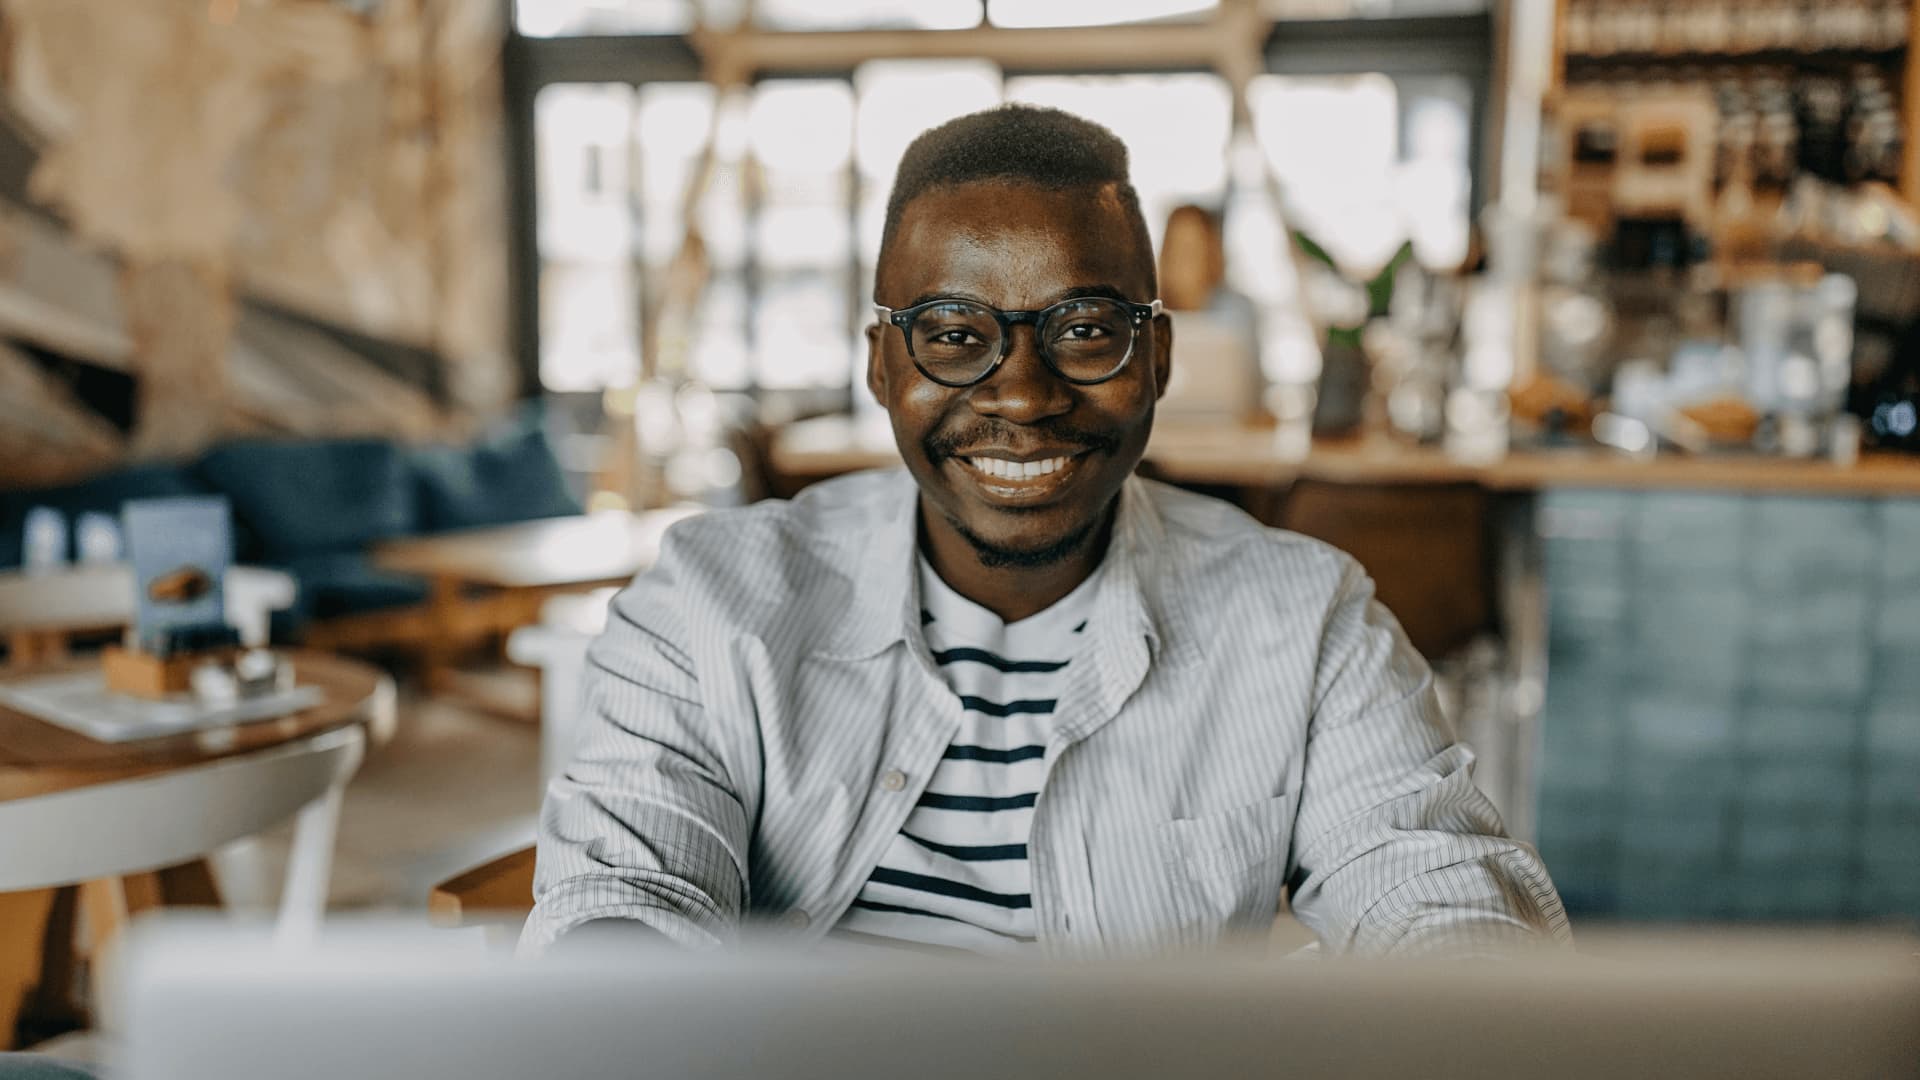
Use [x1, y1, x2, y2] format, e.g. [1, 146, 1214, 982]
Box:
[636, 469, 903, 625]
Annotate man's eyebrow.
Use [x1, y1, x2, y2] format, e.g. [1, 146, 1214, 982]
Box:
[897, 284, 1134, 310]
[900, 290, 993, 309]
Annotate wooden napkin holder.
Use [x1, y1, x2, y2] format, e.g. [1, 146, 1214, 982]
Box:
[102, 644, 239, 699]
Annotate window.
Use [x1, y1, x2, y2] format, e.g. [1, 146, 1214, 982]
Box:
[748, 81, 857, 390]
[517, 0, 696, 37]
[1003, 74, 1235, 246]
[516, 11, 1489, 396]
[534, 83, 638, 393]
[758, 0, 981, 31]
[985, 0, 1216, 27]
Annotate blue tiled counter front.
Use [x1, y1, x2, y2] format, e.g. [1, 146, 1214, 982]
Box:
[1534, 490, 1920, 923]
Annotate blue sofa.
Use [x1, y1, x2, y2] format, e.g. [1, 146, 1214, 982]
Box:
[0, 409, 582, 642]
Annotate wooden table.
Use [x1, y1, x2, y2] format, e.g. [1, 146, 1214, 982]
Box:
[769, 414, 1920, 497]
[0, 651, 392, 803]
[0, 650, 392, 1048]
[369, 509, 699, 697]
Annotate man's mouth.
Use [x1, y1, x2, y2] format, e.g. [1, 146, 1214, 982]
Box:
[950, 450, 1090, 503]
[961, 454, 1075, 481]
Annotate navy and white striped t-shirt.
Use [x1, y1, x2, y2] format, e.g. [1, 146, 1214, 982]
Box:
[831, 556, 1101, 952]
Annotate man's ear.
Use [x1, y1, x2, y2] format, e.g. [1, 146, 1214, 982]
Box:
[864, 322, 887, 403]
[1151, 313, 1173, 401]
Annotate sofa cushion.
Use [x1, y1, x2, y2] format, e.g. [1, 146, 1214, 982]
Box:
[0, 462, 213, 568]
[0, 490, 22, 569]
[411, 415, 581, 532]
[199, 439, 418, 561]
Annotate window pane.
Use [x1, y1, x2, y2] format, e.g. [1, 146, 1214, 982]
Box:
[540, 262, 640, 392]
[747, 81, 857, 388]
[754, 274, 851, 389]
[691, 92, 753, 274]
[691, 274, 750, 389]
[987, 0, 1215, 27]
[636, 82, 718, 269]
[756, 0, 981, 30]
[536, 84, 634, 263]
[749, 81, 855, 176]
[1004, 74, 1233, 247]
[855, 60, 1003, 183]
[1249, 72, 1473, 276]
[535, 84, 639, 392]
[516, 0, 692, 36]
[1249, 73, 1404, 277]
[758, 206, 852, 270]
[1395, 75, 1473, 270]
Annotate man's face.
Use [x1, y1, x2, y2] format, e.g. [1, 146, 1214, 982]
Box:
[867, 181, 1171, 567]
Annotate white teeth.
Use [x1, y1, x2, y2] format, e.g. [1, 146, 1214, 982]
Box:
[968, 456, 1069, 481]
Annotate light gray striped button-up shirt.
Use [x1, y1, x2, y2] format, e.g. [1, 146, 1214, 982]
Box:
[524, 468, 1570, 956]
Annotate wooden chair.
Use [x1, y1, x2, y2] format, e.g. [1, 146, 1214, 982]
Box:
[1274, 480, 1491, 662]
[429, 845, 536, 927]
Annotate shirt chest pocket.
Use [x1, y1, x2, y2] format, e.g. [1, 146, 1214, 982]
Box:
[1157, 793, 1293, 945]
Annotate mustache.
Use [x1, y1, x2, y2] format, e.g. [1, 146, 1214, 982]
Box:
[923, 419, 1121, 464]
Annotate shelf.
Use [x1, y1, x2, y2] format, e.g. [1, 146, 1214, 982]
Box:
[1563, 46, 1905, 67]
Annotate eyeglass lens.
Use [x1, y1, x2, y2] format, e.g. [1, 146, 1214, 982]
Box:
[908, 298, 1135, 385]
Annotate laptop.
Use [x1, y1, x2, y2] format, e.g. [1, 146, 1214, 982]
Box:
[112, 920, 1920, 1080]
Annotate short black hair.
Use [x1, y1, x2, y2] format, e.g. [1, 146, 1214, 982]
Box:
[879, 104, 1154, 285]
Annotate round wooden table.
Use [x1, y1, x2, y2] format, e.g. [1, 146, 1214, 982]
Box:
[0, 651, 395, 803]
[0, 650, 393, 1048]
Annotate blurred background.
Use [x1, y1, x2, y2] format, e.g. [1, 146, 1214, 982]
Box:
[0, 0, 1918, 1053]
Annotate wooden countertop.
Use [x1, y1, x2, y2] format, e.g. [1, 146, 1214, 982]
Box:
[770, 415, 1920, 497]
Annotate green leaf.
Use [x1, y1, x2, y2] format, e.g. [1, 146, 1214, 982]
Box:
[1292, 230, 1335, 269]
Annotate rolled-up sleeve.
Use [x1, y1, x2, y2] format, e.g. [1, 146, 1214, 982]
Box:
[1286, 562, 1571, 956]
[519, 531, 756, 953]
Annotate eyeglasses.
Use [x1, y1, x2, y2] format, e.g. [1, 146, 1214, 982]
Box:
[873, 296, 1163, 388]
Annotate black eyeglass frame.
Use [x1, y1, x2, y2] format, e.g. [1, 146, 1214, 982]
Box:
[872, 296, 1165, 388]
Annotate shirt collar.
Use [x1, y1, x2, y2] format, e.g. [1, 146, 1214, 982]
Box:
[814, 468, 1197, 669]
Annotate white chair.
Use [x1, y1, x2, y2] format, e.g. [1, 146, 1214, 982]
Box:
[0, 564, 297, 662]
[0, 722, 369, 943]
[505, 588, 613, 784]
[221, 567, 298, 649]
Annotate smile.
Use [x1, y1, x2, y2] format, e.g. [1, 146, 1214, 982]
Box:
[964, 455, 1073, 480]
[952, 452, 1088, 504]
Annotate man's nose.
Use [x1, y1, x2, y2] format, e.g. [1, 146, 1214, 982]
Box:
[968, 326, 1073, 424]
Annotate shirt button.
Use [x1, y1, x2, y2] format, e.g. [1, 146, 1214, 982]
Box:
[785, 910, 811, 930]
[881, 769, 907, 792]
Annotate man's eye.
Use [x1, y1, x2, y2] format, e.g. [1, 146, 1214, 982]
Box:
[929, 329, 982, 346]
[1057, 323, 1110, 340]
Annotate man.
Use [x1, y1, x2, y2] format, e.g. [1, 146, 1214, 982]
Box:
[526, 105, 1568, 956]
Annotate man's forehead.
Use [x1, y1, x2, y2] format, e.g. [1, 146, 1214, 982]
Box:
[879, 180, 1149, 299]
[894, 178, 1127, 232]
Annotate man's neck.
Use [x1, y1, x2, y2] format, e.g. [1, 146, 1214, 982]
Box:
[917, 500, 1116, 624]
